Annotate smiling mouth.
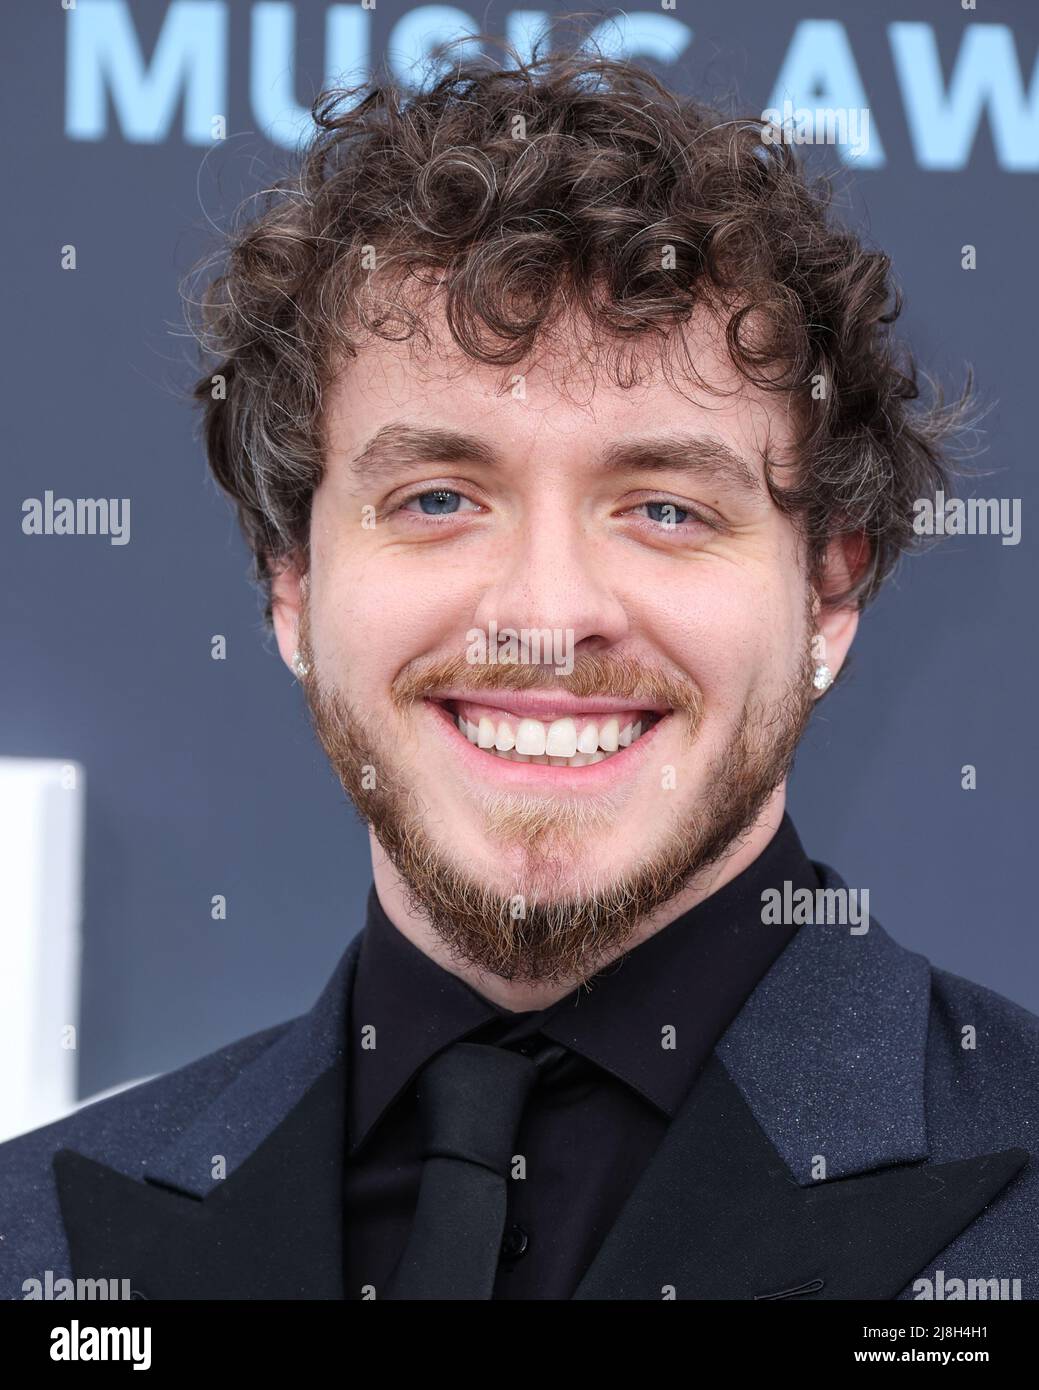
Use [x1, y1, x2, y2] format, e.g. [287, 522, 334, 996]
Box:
[429, 697, 668, 768]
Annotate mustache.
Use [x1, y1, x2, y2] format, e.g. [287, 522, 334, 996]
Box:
[391, 651, 704, 722]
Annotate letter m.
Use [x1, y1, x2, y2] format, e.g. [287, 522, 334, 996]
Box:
[76, 1277, 110, 1299]
[521, 629, 554, 665]
[66, 0, 227, 145]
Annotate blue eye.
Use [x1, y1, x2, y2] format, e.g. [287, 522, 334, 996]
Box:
[405, 489, 467, 515]
[642, 501, 691, 527]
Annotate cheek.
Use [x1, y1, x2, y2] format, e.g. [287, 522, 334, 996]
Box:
[311, 542, 475, 689]
[633, 574, 794, 705]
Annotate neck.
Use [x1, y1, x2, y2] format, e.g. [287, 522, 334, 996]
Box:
[369, 784, 788, 1011]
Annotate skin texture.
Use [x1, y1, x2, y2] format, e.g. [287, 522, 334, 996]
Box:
[271, 303, 860, 1010]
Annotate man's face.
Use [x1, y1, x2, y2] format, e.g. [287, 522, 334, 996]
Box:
[281, 306, 830, 985]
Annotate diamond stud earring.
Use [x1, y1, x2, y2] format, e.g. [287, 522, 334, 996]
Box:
[292, 650, 310, 679]
[813, 664, 833, 692]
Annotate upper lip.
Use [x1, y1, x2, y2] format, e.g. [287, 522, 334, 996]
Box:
[424, 690, 672, 718]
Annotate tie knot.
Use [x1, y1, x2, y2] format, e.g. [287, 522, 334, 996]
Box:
[416, 1041, 539, 1175]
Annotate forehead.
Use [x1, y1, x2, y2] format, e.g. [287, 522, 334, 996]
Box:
[322, 300, 798, 480]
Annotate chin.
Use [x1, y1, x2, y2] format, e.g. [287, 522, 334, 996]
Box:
[456, 832, 640, 902]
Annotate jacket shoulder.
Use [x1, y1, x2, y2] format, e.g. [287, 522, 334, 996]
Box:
[0, 1017, 295, 1298]
[928, 963, 1039, 1081]
[894, 965, 1039, 1298]
[925, 963, 1039, 1147]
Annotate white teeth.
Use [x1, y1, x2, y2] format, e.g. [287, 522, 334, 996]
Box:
[577, 722, 599, 755]
[515, 718, 547, 756]
[545, 717, 578, 757]
[452, 707, 660, 766]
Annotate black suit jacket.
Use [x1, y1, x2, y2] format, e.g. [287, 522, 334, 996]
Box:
[2, 860, 1037, 1300]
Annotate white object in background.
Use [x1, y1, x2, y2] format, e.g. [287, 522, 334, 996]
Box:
[0, 757, 85, 1143]
[71, 1073, 160, 1114]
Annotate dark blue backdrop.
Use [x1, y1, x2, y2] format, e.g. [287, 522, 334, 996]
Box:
[3, 0, 1036, 1097]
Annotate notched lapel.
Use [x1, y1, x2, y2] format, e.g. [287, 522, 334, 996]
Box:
[573, 1055, 1028, 1300]
[54, 1058, 348, 1300]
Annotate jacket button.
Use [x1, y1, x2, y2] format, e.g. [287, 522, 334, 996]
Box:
[501, 1223, 529, 1260]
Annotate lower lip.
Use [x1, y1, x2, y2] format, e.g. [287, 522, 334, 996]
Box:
[423, 699, 671, 790]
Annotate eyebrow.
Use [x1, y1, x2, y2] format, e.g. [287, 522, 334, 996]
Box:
[348, 422, 764, 498]
[349, 423, 499, 478]
[600, 433, 763, 496]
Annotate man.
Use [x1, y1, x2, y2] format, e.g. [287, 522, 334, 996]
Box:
[2, 37, 1037, 1302]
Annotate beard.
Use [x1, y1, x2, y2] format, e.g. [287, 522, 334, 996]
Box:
[295, 602, 818, 987]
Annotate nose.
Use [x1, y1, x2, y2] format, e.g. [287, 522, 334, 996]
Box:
[471, 508, 630, 658]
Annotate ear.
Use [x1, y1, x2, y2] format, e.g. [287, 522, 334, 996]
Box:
[811, 532, 867, 689]
[270, 556, 306, 674]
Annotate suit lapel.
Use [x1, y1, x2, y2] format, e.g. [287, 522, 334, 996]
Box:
[53, 933, 362, 1300]
[53, 867, 1031, 1301]
[574, 863, 1029, 1299]
[572, 1053, 1026, 1299]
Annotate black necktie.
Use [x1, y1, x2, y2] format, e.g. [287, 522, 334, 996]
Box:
[382, 1037, 565, 1299]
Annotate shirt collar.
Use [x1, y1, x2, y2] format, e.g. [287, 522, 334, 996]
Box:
[347, 812, 820, 1153]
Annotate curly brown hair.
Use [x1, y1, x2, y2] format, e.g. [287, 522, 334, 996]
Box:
[186, 24, 972, 629]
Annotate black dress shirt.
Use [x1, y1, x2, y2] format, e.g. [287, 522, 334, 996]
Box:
[344, 812, 821, 1299]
